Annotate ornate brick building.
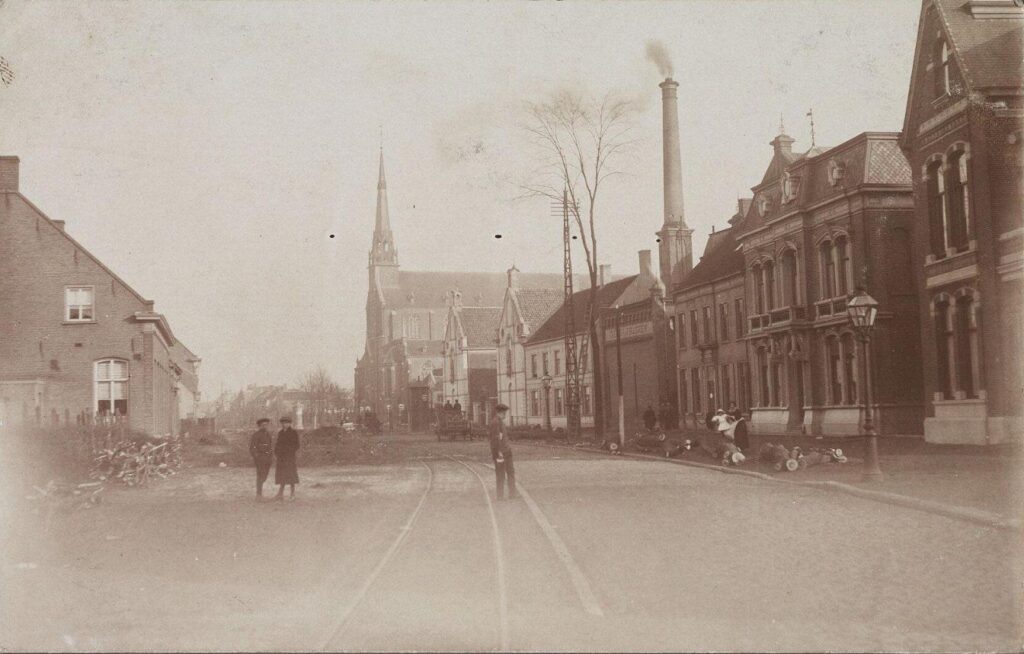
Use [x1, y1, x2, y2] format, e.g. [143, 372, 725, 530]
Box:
[734, 132, 923, 436]
[899, 0, 1023, 444]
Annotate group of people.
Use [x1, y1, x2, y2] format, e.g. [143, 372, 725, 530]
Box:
[442, 400, 463, 416]
[248, 417, 300, 501]
[707, 405, 750, 450]
[641, 402, 680, 432]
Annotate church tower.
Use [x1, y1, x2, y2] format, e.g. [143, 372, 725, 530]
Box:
[369, 149, 399, 288]
[656, 77, 694, 289]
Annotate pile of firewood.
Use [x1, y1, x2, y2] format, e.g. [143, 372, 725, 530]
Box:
[90, 437, 183, 487]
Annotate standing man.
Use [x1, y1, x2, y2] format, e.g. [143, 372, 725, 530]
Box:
[643, 404, 657, 432]
[488, 403, 517, 500]
[274, 416, 300, 501]
[249, 418, 274, 500]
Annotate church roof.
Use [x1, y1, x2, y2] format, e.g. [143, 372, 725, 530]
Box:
[458, 306, 503, 348]
[383, 270, 568, 309]
[528, 275, 638, 344]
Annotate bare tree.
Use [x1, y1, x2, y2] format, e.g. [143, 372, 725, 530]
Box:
[519, 89, 638, 439]
[298, 366, 342, 429]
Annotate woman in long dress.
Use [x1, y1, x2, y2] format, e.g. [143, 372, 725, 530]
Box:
[274, 416, 300, 501]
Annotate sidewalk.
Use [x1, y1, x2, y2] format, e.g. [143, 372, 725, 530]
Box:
[644, 428, 1023, 522]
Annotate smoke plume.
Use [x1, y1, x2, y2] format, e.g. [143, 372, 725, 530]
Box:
[645, 40, 674, 78]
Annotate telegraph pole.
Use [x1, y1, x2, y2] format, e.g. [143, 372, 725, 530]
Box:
[553, 190, 581, 440]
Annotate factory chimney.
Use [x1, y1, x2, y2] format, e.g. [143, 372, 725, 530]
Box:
[656, 78, 694, 290]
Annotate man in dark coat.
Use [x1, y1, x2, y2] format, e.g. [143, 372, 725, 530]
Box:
[249, 418, 274, 499]
[487, 404, 516, 500]
[642, 404, 657, 431]
[274, 416, 300, 501]
[453, 399, 462, 415]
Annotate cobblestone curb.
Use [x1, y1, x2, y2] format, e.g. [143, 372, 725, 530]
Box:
[523, 441, 1022, 532]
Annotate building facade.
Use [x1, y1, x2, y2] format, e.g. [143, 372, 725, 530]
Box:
[734, 132, 924, 436]
[495, 268, 564, 426]
[442, 299, 501, 424]
[674, 203, 752, 428]
[0, 156, 200, 437]
[899, 0, 1023, 444]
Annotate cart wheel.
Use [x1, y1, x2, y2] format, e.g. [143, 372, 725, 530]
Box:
[785, 458, 799, 472]
[833, 448, 844, 458]
[657, 433, 667, 442]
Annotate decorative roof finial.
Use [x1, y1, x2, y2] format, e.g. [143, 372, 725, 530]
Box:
[806, 108, 816, 147]
[779, 113, 785, 135]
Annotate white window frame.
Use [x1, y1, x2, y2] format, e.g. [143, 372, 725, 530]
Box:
[94, 358, 129, 416]
[65, 285, 95, 323]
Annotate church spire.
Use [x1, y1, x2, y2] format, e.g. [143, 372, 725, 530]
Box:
[370, 149, 398, 268]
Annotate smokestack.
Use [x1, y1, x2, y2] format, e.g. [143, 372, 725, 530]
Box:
[638, 250, 653, 277]
[0, 156, 19, 191]
[599, 264, 612, 287]
[660, 79, 685, 228]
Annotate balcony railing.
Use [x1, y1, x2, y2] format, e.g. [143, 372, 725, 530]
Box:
[749, 305, 807, 332]
[815, 297, 849, 319]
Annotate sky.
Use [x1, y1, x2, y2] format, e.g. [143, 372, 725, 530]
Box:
[0, 0, 922, 400]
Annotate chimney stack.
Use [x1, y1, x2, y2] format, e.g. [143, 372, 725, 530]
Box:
[599, 264, 612, 287]
[659, 79, 685, 228]
[638, 250, 653, 277]
[0, 156, 20, 192]
[507, 265, 520, 290]
[771, 133, 795, 156]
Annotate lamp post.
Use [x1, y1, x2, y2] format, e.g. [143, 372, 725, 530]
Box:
[615, 304, 625, 448]
[541, 374, 553, 432]
[847, 288, 883, 482]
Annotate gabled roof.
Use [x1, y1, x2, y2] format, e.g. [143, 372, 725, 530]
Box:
[382, 270, 576, 310]
[528, 275, 638, 344]
[456, 306, 502, 348]
[901, 0, 1024, 138]
[677, 227, 744, 293]
[513, 288, 565, 330]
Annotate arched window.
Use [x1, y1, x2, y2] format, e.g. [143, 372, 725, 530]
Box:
[505, 346, 513, 377]
[927, 160, 947, 257]
[934, 39, 951, 97]
[752, 264, 765, 314]
[946, 151, 970, 251]
[841, 333, 858, 406]
[955, 294, 978, 398]
[836, 236, 851, 296]
[757, 347, 769, 407]
[764, 260, 776, 311]
[934, 298, 954, 399]
[95, 359, 129, 416]
[820, 241, 836, 299]
[781, 249, 799, 307]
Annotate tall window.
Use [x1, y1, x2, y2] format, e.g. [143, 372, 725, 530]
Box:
[934, 39, 950, 96]
[739, 362, 751, 411]
[407, 315, 421, 338]
[530, 390, 540, 416]
[935, 300, 953, 399]
[719, 303, 729, 342]
[735, 298, 745, 337]
[841, 333, 858, 406]
[753, 265, 765, 314]
[581, 386, 592, 416]
[690, 310, 699, 345]
[947, 151, 970, 251]
[781, 249, 799, 306]
[678, 314, 687, 349]
[690, 369, 701, 414]
[65, 286, 94, 322]
[678, 371, 687, 415]
[821, 241, 836, 299]
[836, 237, 850, 296]
[827, 337, 843, 405]
[449, 355, 456, 380]
[505, 347, 513, 377]
[531, 355, 538, 378]
[770, 360, 782, 407]
[542, 353, 549, 376]
[764, 260, 776, 310]
[721, 364, 732, 408]
[955, 295, 976, 398]
[702, 306, 713, 344]
[757, 348, 769, 407]
[553, 388, 564, 415]
[927, 161, 948, 257]
[554, 350, 562, 376]
[580, 343, 589, 373]
[95, 359, 128, 416]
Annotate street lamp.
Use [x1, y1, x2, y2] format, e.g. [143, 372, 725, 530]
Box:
[847, 288, 883, 482]
[541, 374, 553, 432]
[614, 304, 625, 448]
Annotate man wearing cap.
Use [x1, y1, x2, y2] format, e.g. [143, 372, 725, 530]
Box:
[274, 416, 300, 501]
[488, 404, 517, 500]
[248, 418, 274, 499]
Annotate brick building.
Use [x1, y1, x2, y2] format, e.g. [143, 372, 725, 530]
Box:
[441, 298, 502, 424]
[0, 156, 200, 436]
[899, 0, 1023, 444]
[673, 201, 752, 428]
[602, 251, 677, 433]
[734, 132, 923, 436]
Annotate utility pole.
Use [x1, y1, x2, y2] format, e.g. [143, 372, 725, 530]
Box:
[615, 305, 624, 448]
[553, 189, 581, 440]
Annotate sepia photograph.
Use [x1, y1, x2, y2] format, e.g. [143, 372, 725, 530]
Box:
[0, 0, 1022, 651]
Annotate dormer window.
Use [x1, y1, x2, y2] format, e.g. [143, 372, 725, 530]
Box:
[758, 195, 772, 217]
[781, 171, 799, 203]
[827, 159, 845, 187]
